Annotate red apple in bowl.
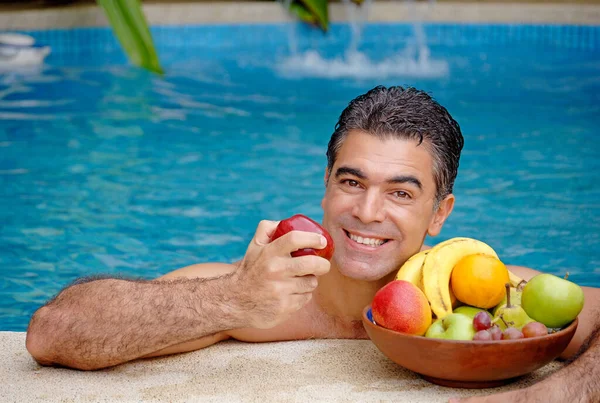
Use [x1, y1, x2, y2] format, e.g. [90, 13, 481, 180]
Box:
[372, 280, 432, 336]
[271, 214, 334, 260]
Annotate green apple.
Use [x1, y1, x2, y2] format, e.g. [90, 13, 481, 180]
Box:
[521, 274, 584, 328]
[425, 313, 475, 341]
[454, 306, 493, 320]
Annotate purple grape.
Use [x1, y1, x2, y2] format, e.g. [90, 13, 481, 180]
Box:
[473, 311, 492, 331]
[488, 325, 503, 340]
[473, 330, 492, 341]
[522, 322, 548, 338]
[502, 327, 524, 340]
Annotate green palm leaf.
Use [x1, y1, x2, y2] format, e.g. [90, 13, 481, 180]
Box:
[289, 0, 328, 32]
[97, 0, 163, 74]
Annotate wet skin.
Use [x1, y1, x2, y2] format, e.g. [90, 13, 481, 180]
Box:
[321, 130, 455, 283]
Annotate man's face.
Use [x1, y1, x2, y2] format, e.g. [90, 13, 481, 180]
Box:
[321, 130, 453, 281]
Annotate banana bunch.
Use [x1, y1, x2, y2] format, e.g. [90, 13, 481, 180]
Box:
[396, 237, 524, 319]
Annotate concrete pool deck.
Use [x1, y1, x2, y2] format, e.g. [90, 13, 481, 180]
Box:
[1, 331, 565, 402]
[1, 1, 600, 30]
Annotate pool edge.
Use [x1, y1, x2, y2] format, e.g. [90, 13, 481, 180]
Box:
[1, 2, 599, 31]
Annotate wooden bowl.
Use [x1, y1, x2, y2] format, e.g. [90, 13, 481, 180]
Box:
[362, 305, 578, 388]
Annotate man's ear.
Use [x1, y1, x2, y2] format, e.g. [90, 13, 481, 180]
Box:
[427, 194, 455, 237]
[323, 167, 330, 186]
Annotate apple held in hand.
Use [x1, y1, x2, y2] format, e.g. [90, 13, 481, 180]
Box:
[271, 214, 334, 260]
[372, 280, 432, 336]
[425, 313, 476, 341]
[521, 273, 584, 328]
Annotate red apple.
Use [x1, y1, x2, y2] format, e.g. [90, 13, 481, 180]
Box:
[271, 214, 334, 260]
[372, 280, 432, 336]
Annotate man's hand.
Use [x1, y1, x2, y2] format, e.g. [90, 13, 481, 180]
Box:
[232, 220, 331, 329]
[449, 387, 536, 403]
[449, 378, 570, 403]
[449, 325, 600, 403]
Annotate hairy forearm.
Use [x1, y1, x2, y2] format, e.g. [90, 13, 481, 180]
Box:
[523, 325, 600, 403]
[558, 326, 600, 401]
[26, 275, 244, 370]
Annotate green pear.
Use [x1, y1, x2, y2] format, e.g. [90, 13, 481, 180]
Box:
[425, 313, 475, 341]
[492, 287, 523, 316]
[453, 306, 493, 320]
[493, 283, 534, 330]
[521, 273, 584, 328]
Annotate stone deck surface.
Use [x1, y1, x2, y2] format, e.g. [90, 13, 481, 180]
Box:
[1, 2, 600, 30]
[1, 331, 563, 402]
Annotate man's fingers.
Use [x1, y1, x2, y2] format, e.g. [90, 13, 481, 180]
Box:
[448, 394, 508, 403]
[269, 230, 327, 257]
[292, 275, 319, 294]
[286, 255, 330, 277]
[252, 220, 280, 246]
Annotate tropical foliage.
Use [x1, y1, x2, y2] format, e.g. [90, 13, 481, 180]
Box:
[96, 0, 335, 73]
[96, 0, 163, 74]
[289, 0, 329, 31]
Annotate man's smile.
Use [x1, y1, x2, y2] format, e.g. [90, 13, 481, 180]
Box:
[343, 229, 392, 250]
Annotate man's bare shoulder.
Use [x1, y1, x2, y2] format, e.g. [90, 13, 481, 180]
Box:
[505, 265, 540, 281]
[156, 261, 241, 281]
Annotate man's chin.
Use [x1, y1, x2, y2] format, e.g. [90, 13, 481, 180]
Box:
[333, 258, 396, 283]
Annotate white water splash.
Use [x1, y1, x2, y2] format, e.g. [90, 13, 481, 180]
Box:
[280, 0, 298, 55]
[277, 49, 448, 79]
[342, 0, 372, 56]
[276, 0, 449, 79]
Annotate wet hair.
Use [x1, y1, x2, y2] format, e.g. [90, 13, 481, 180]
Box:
[326, 86, 464, 203]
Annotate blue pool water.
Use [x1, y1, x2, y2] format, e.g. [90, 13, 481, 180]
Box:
[1, 23, 599, 331]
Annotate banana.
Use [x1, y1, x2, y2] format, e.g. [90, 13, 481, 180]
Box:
[509, 270, 526, 289]
[395, 238, 525, 319]
[422, 238, 498, 319]
[395, 239, 471, 288]
[396, 240, 469, 310]
[396, 238, 473, 286]
[396, 249, 429, 289]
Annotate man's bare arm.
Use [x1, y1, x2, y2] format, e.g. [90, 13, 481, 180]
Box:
[452, 315, 600, 403]
[26, 221, 330, 370]
[26, 275, 242, 370]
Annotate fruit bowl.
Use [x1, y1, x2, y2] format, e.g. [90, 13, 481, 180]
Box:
[362, 305, 578, 389]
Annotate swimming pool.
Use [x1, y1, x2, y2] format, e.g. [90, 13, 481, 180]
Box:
[1, 23, 598, 331]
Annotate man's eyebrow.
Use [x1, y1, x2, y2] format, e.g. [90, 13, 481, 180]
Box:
[387, 175, 423, 190]
[335, 166, 366, 179]
[335, 166, 423, 190]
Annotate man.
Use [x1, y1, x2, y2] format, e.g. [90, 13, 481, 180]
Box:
[26, 86, 598, 402]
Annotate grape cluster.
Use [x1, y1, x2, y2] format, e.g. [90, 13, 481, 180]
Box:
[471, 312, 548, 340]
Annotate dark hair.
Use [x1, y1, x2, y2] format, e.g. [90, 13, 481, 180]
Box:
[326, 86, 464, 202]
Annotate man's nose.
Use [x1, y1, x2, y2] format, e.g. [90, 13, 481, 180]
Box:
[352, 190, 386, 224]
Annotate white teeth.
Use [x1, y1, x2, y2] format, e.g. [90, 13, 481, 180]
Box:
[348, 233, 385, 246]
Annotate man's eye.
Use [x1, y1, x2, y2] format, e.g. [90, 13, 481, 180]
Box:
[342, 179, 360, 187]
[393, 191, 411, 199]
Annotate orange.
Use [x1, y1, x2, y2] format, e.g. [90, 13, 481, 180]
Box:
[450, 254, 509, 309]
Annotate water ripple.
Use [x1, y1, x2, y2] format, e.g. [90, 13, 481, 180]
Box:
[1, 36, 599, 331]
